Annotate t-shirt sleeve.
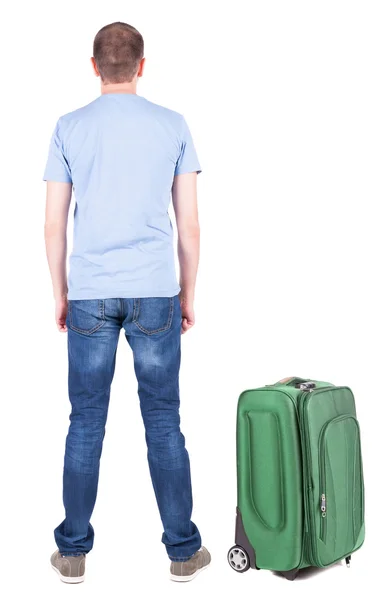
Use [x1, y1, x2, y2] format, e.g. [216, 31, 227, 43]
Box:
[175, 117, 201, 176]
[43, 119, 72, 183]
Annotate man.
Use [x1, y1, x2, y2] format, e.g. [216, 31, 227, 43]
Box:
[44, 21, 210, 584]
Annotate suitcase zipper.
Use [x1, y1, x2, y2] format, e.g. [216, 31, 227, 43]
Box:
[319, 424, 328, 543]
[320, 493, 327, 542]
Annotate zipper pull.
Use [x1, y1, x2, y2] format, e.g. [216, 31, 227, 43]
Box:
[321, 493, 326, 517]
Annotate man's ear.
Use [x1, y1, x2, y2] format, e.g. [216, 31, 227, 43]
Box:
[90, 57, 100, 77]
[137, 57, 145, 78]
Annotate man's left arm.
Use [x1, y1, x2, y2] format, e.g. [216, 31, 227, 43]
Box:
[44, 181, 72, 332]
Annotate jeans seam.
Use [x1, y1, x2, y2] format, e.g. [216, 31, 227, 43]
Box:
[132, 298, 139, 322]
[99, 299, 104, 320]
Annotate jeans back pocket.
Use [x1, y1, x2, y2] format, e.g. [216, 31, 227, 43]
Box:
[68, 300, 106, 335]
[133, 297, 175, 335]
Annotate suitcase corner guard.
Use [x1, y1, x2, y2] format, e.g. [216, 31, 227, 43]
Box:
[235, 507, 259, 570]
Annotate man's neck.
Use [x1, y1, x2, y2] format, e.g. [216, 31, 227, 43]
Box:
[101, 81, 137, 95]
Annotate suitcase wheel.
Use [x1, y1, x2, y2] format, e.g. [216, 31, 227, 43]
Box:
[227, 546, 250, 573]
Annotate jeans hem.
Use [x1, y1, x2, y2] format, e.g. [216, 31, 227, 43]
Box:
[168, 553, 195, 562]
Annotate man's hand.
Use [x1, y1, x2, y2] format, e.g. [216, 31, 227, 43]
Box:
[55, 296, 68, 332]
[180, 295, 195, 334]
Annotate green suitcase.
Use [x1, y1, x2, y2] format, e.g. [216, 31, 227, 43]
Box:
[228, 377, 365, 580]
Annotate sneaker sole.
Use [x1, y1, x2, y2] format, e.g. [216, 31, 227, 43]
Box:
[170, 562, 211, 582]
[51, 565, 85, 584]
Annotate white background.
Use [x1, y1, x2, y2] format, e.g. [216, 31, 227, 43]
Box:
[1, 1, 381, 598]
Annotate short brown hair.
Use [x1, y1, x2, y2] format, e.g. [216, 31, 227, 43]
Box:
[93, 22, 144, 84]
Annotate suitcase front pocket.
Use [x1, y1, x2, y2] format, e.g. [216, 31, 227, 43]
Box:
[318, 415, 364, 560]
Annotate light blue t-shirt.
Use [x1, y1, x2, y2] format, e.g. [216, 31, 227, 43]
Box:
[43, 94, 201, 300]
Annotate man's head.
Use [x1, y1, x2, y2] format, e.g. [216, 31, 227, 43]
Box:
[92, 22, 144, 84]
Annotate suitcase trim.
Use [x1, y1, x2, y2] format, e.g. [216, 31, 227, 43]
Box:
[234, 507, 258, 569]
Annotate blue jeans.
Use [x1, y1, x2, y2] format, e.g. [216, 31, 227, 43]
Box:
[54, 296, 201, 561]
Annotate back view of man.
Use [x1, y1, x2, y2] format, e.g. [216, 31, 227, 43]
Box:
[44, 21, 210, 584]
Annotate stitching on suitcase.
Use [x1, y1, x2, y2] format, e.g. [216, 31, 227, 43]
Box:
[350, 419, 363, 545]
[352, 428, 357, 544]
[274, 412, 285, 528]
[324, 443, 336, 546]
[245, 411, 285, 531]
[345, 423, 349, 552]
[358, 419, 365, 529]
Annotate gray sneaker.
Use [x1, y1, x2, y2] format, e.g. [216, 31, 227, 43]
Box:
[50, 550, 86, 584]
[170, 546, 211, 582]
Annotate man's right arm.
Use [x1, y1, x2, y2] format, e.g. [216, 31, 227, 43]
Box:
[172, 172, 200, 334]
[43, 119, 73, 331]
[44, 181, 72, 332]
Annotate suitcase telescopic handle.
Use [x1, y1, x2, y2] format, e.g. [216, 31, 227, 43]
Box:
[275, 377, 316, 390]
